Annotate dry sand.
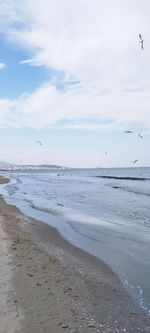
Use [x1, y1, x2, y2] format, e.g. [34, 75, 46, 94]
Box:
[0, 176, 150, 333]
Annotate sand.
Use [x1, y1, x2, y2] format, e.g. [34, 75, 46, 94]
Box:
[0, 176, 150, 333]
[0, 175, 9, 184]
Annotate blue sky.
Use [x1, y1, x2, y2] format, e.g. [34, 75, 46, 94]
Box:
[0, 0, 150, 167]
[0, 35, 52, 98]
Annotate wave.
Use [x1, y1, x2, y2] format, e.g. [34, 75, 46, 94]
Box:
[96, 175, 150, 181]
[30, 202, 61, 217]
[123, 275, 150, 316]
[116, 187, 150, 197]
[106, 184, 150, 197]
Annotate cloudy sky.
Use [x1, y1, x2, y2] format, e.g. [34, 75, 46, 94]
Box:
[0, 0, 150, 167]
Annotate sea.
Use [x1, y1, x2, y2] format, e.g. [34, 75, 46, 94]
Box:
[0, 166, 150, 314]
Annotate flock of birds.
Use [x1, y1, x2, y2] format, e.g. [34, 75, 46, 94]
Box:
[123, 34, 144, 164]
[124, 130, 143, 139]
[35, 34, 144, 166]
[105, 130, 143, 165]
[124, 130, 143, 164]
[36, 129, 143, 166]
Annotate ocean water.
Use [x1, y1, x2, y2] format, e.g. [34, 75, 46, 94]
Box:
[0, 167, 150, 314]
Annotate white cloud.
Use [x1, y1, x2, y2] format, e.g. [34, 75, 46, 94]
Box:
[0, 62, 6, 69]
[0, 81, 150, 132]
[0, 0, 150, 130]
[19, 59, 35, 65]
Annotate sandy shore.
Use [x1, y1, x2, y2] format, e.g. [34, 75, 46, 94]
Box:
[0, 175, 9, 184]
[0, 177, 150, 333]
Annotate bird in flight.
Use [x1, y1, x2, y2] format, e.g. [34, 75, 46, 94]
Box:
[124, 130, 133, 134]
[139, 34, 144, 50]
[36, 140, 42, 146]
[138, 133, 143, 139]
[133, 160, 138, 164]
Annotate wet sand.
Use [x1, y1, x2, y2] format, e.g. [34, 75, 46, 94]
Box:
[0, 176, 150, 332]
[0, 175, 9, 184]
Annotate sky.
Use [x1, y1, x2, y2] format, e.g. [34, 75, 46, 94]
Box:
[0, 0, 150, 167]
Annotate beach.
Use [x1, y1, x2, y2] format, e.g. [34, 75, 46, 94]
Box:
[0, 176, 150, 333]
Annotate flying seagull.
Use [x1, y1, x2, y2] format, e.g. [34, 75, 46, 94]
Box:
[139, 34, 144, 50]
[36, 140, 42, 146]
[138, 133, 143, 139]
[124, 130, 133, 134]
[133, 160, 138, 164]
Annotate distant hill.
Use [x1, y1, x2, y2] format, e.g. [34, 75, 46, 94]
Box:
[38, 164, 63, 168]
[0, 161, 13, 167]
[0, 162, 66, 171]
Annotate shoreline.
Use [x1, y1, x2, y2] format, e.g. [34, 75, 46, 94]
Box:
[0, 177, 150, 332]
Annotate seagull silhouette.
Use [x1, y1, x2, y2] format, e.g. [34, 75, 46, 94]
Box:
[139, 34, 144, 50]
[36, 140, 42, 146]
[124, 130, 133, 134]
[138, 133, 143, 139]
[133, 160, 138, 164]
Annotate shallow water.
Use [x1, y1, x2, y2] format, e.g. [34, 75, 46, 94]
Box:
[0, 167, 150, 314]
